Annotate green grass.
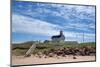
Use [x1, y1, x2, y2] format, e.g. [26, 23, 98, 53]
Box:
[12, 41, 96, 56]
[79, 42, 96, 47]
[12, 49, 27, 56]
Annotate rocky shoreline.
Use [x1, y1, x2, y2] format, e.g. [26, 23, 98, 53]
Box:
[24, 46, 96, 58]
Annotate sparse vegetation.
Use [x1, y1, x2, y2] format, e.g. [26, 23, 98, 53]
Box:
[12, 41, 96, 56]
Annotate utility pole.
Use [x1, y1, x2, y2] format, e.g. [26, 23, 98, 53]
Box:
[83, 32, 84, 43]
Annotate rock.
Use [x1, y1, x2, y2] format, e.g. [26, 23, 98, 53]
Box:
[44, 56, 47, 58]
[48, 53, 54, 57]
[73, 56, 77, 59]
[75, 52, 81, 56]
[38, 55, 42, 58]
[89, 53, 95, 56]
[62, 54, 66, 57]
[24, 54, 31, 57]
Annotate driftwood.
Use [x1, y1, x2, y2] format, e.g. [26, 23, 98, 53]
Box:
[24, 43, 37, 57]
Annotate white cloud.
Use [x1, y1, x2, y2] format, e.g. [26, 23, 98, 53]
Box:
[12, 13, 61, 36]
[64, 31, 95, 43]
[46, 4, 95, 20]
[14, 2, 95, 27]
[12, 13, 95, 43]
[61, 22, 95, 33]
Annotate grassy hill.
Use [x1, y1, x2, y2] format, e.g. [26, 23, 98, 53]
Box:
[12, 41, 96, 56]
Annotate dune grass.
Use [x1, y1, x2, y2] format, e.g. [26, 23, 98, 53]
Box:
[12, 41, 96, 56]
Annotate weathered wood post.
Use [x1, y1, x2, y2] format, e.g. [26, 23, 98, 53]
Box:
[24, 42, 37, 57]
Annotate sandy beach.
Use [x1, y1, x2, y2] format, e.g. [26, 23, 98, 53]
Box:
[12, 55, 95, 66]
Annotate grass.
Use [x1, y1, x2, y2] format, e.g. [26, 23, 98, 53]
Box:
[12, 41, 96, 56]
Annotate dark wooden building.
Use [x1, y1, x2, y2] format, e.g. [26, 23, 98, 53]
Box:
[51, 30, 65, 42]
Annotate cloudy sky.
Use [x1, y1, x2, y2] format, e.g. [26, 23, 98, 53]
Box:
[12, 0, 96, 43]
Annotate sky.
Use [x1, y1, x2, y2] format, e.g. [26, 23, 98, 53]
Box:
[12, 0, 96, 43]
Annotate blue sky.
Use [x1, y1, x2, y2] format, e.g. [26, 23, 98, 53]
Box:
[12, 1, 96, 43]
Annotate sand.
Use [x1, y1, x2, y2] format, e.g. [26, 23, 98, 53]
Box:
[12, 55, 95, 66]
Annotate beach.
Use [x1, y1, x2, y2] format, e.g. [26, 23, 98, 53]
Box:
[12, 55, 95, 66]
